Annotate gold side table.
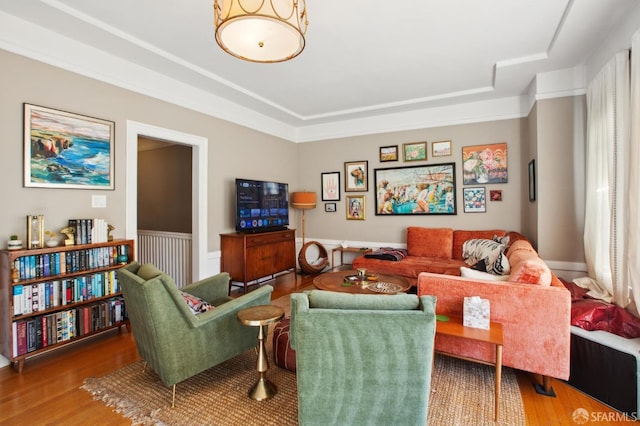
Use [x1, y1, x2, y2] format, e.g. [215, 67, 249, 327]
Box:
[237, 304, 285, 401]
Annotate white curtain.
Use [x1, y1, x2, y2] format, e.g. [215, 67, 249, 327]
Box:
[584, 50, 630, 309]
[628, 32, 640, 316]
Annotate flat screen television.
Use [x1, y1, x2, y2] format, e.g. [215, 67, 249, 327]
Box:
[235, 178, 290, 233]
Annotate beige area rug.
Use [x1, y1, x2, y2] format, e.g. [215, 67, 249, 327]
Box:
[82, 292, 525, 425]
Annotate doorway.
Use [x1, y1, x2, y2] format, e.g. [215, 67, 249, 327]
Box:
[126, 121, 208, 281]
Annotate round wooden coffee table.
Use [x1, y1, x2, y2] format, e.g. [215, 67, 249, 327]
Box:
[313, 270, 411, 294]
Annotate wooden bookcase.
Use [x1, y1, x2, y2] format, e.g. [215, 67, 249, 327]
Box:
[220, 229, 295, 293]
[0, 239, 134, 372]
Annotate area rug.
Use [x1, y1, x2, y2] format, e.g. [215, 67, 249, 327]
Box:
[82, 290, 525, 425]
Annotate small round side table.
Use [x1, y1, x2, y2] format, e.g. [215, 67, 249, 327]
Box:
[237, 304, 285, 401]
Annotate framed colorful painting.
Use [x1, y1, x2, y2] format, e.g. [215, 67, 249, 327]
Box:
[321, 171, 340, 201]
[344, 160, 368, 192]
[432, 140, 452, 157]
[379, 145, 398, 162]
[463, 187, 486, 213]
[462, 142, 507, 185]
[403, 142, 427, 162]
[24, 104, 115, 189]
[346, 195, 366, 220]
[374, 163, 457, 215]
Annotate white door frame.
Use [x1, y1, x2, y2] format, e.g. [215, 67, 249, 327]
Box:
[126, 121, 208, 281]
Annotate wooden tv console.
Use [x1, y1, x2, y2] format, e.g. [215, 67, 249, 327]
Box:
[220, 229, 296, 294]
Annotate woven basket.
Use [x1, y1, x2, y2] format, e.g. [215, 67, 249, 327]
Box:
[298, 241, 328, 274]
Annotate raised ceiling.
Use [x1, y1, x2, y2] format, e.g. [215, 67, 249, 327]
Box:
[0, 0, 639, 142]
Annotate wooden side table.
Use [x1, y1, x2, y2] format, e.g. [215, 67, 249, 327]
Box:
[331, 246, 371, 268]
[435, 315, 504, 421]
[237, 305, 285, 401]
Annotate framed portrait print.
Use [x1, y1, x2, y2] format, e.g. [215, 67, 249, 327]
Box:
[462, 142, 508, 185]
[379, 145, 398, 162]
[325, 203, 336, 212]
[321, 171, 340, 201]
[344, 161, 368, 192]
[403, 142, 427, 162]
[346, 195, 366, 220]
[24, 103, 115, 189]
[463, 187, 486, 213]
[374, 163, 456, 215]
[432, 140, 452, 157]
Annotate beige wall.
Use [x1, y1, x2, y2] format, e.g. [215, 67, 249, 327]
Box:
[296, 119, 526, 244]
[0, 48, 586, 265]
[138, 141, 192, 233]
[525, 103, 539, 248]
[0, 50, 297, 251]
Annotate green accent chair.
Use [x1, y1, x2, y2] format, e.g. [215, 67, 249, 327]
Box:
[290, 290, 437, 426]
[117, 261, 273, 407]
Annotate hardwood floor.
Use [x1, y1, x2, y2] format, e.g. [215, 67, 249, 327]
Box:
[0, 269, 634, 425]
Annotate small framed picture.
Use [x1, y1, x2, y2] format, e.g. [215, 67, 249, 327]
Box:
[403, 142, 427, 162]
[432, 140, 452, 157]
[490, 190, 503, 201]
[379, 145, 398, 162]
[344, 161, 368, 192]
[463, 187, 486, 213]
[528, 159, 536, 201]
[325, 202, 336, 212]
[321, 171, 340, 201]
[346, 195, 366, 220]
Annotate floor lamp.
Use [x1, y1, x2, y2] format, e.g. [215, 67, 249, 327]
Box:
[291, 191, 316, 245]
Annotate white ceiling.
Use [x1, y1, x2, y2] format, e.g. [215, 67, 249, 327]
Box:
[1, 0, 639, 142]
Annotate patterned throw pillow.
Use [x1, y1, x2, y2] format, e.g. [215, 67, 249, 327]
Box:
[180, 291, 214, 315]
[462, 237, 511, 275]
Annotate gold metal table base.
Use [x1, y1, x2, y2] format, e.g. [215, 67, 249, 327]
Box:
[248, 371, 278, 401]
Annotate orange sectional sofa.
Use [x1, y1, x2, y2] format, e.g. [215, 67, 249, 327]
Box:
[353, 226, 572, 388]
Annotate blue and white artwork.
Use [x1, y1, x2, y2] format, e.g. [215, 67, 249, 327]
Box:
[24, 104, 114, 189]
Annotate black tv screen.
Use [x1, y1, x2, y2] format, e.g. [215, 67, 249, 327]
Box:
[235, 178, 290, 233]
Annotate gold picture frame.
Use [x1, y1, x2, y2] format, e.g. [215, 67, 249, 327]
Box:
[26, 214, 44, 249]
[346, 195, 366, 220]
[403, 142, 427, 162]
[432, 140, 452, 157]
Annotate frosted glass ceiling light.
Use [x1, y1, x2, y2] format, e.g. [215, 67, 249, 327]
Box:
[214, 0, 308, 63]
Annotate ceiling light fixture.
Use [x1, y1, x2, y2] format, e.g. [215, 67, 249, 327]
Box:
[214, 0, 308, 63]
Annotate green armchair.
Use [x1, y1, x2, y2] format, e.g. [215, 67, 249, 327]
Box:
[290, 290, 437, 426]
[117, 262, 273, 406]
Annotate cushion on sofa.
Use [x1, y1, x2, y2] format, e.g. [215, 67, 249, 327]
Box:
[180, 290, 214, 314]
[460, 267, 511, 281]
[364, 247, 408, 261]
[452, 229, 507, 260]
[462, 238, 510, 275]
[137, 263, 163, 280]
[406, 227, 453, 259]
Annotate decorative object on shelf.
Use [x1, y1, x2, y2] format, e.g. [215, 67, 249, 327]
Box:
[463, 187, 487, 213]
[462, 142, 508, 185]
[374, 163, 457, 216]
[44, 230, 59, 247]
[26, 214, 44, 249]
[213, 0, 308, 63]
[291, 191, 316, 246]
[344, 161, 368, 192]
[340, 240, 349, 248]
[346, 195, 366, 220]
[403, 141, 427, 162]
[379, 145, 399, 162]
[23, 103, 115, 190]
[7, 235, 22, 251]
[321, 172, 340, 201]
[107, 224, 115, 241]
[117, 245, 129, 264]
[60, 226, 75, 246]
[432, 140, 452, 157]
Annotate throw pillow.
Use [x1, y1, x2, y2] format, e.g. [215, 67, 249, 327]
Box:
[460, 267, 511, 282]
[137, 263, 163, 280]
[462, 238, 511, 275]
[180, 290, 214, 315]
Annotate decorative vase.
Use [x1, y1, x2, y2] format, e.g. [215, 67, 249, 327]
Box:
[46, 239, 59, 248]
[7, 239, 22, 250]
[475, 165, 489, 184]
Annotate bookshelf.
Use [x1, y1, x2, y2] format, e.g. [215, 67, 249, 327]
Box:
[0, 239, 134, 372]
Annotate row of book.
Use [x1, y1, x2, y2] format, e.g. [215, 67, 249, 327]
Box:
[14, 245, 128, 281]
[11, 297, 126, 357]
[12, 271, 120, 316]
[68, 218, 109, 245]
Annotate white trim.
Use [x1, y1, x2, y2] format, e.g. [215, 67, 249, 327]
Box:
[126, 121, 209, 281]
[543, 260, 587, 273]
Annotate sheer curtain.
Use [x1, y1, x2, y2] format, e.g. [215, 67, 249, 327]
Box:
[628, 32, 640, 316]
[584, 50, 630, 309]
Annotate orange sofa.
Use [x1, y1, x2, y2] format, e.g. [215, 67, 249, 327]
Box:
[353, 227, 571, 388]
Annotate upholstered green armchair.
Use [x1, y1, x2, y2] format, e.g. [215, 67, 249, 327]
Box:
[117, 262, 273, 406]
[290, 290, 437, 426]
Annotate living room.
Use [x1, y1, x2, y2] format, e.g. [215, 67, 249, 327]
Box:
[1, 1, 640, 424]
